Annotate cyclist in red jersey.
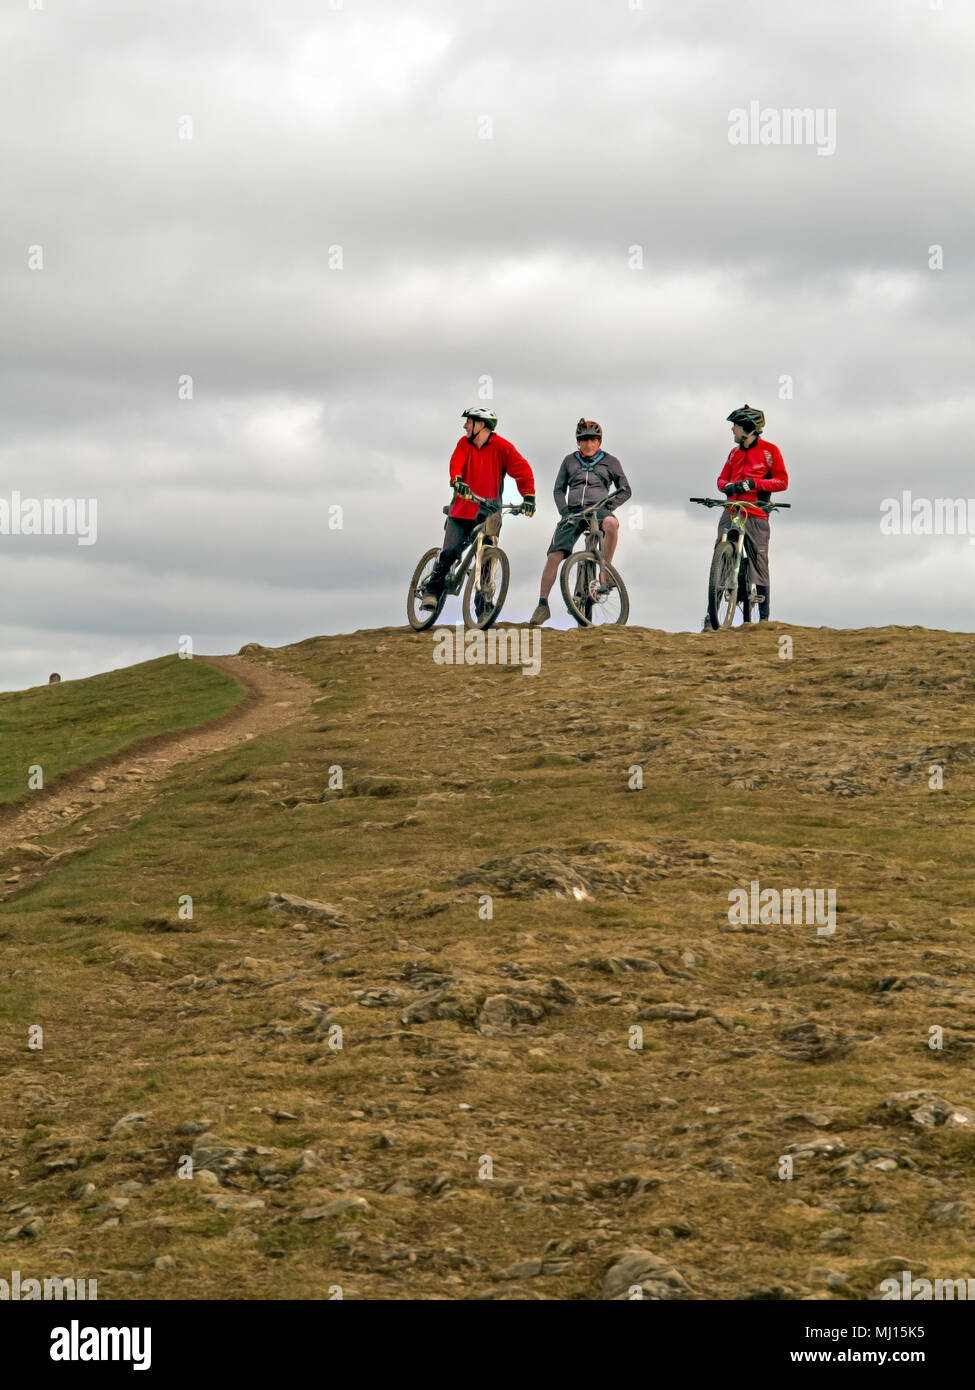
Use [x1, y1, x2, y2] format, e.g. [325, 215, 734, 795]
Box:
[419, 408, 535, 610]
[716, 405, 788, 621]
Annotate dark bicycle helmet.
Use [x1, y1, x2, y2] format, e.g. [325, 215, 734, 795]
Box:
[576, 417, 602, 441]
[726, 404, 765, 434]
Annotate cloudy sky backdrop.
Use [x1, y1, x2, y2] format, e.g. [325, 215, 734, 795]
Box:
[2, 0, 973, 690]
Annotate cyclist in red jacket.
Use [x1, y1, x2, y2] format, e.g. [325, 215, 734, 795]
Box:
[716, 404, 788, 621]
[420, 408, 535, 610]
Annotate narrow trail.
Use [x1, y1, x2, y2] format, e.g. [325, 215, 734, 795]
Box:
[0, 654, 318, 860]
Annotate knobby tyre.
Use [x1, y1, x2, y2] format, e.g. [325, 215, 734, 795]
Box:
[462, 544, 510, 629]
[740, 578, 760, 624]
[707, 542, 739, 630]
[407, 547, 446, 631]
[561, 552, 629, 626]
[561, 552, 597, 625]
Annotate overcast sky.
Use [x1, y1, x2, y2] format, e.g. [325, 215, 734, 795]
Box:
[2, 0, 973, 690]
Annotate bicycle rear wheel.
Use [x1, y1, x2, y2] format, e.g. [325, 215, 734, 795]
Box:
[707, 542, 738, 630]
[462, 544, 510, 629]
[739, 578, 760, 624]
[407, 547, 445, 631]
[561, 553, 629, 626]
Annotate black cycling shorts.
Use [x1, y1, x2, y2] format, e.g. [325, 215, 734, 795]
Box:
[547, 507, 614, 556]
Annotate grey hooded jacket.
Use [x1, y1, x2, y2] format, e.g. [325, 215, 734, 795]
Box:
[552, 450, 632, 514]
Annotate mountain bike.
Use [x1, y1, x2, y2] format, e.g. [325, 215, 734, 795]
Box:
[558, 503, 629, 626]
[407, 488, 524, 632]
[690, 496, 790, 630]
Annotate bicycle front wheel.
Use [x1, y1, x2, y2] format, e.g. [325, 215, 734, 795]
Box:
[707, 542, 738, 630]
[561, 553, 629, 626]
[407, 547, 445, 631]
[462, 544, 510, 629]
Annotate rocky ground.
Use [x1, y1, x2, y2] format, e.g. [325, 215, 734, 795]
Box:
[0, 622, 973, 1300]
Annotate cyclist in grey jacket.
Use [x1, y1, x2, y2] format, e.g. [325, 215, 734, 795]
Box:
[530, 419, 631, 626]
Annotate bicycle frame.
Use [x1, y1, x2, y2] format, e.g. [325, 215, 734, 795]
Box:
[562, 503, 606, 557]
[689, 496, 791, 627]
[409, 489, 523, 632]
[706, 498, 788, 580]
[443, 495, 518, 596]
[559, 503, 624, 623]
[718, 505, 752, 592]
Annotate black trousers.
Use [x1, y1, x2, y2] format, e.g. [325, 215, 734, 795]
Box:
[428, 514, 480, 593]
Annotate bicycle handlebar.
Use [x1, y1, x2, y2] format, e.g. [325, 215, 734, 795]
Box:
[689, 496, 791, 512]
[451, 483, 525, 512]
[563, 502, 610, 521]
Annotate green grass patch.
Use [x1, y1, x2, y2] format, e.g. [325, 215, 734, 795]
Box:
[3, 625, 974, 1299]
[0, 656, 243, 806]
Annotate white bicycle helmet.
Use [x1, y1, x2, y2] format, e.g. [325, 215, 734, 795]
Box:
[462, 407, 498, 431]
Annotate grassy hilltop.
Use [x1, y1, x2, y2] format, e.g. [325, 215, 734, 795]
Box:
[0, 657, 243, 807]
[1, 624, 974, 1300]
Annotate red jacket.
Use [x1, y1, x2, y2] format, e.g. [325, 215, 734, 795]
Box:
[717, 438, 788, 518]
[448, 434, 535, 519]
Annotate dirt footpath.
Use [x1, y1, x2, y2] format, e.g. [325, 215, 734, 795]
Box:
[0, 654, 317, 857]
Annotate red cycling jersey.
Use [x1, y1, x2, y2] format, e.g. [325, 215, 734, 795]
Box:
[448, 434, 535, 519]
[717, 438, 788, 518]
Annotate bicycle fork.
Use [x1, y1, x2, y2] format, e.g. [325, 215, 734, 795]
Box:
[476, 536, 499, 593]
[727, 528, 758, 607]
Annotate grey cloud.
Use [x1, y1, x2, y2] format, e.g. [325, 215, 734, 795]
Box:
[1, 0, 973, 689]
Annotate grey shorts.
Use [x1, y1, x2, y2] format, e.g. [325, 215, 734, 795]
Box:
[548, 507, 614, 556]
[716, 512, 770, 590]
